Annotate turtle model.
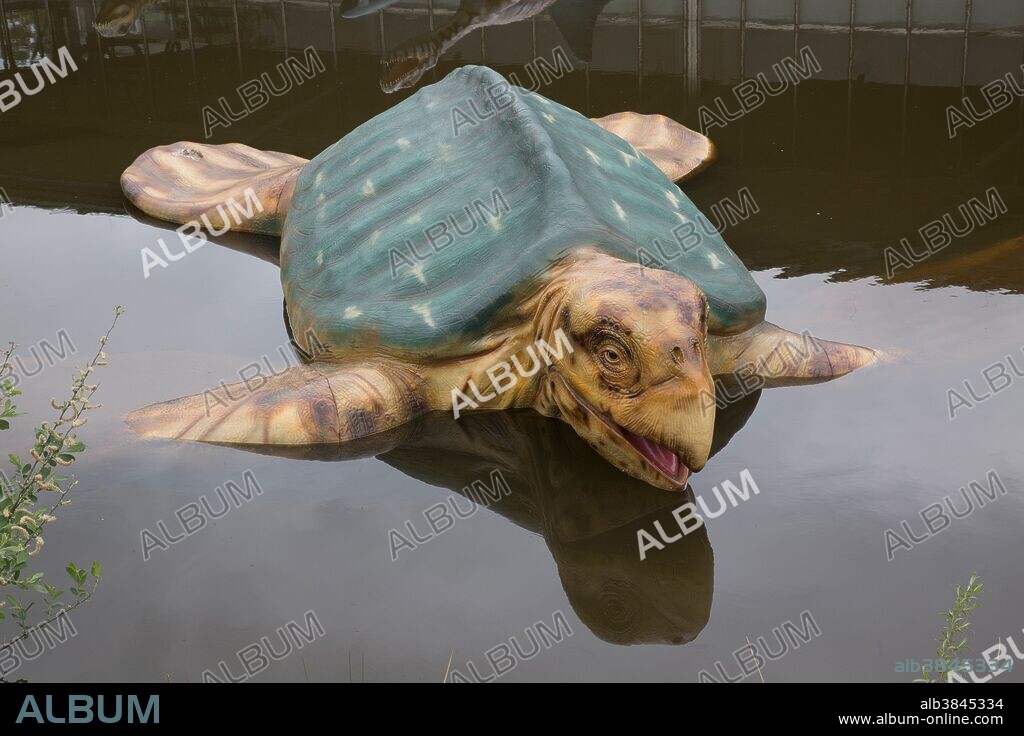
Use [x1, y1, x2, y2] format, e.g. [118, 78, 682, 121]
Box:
[122, 65, 875, 492]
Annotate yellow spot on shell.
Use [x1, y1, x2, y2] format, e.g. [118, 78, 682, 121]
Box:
[344, 306, 362, 319]
[406, 212, 423, 225]
[397, 138, 412, 150]
[542, 113, 556, 123]
[362, 180, 375, 197]
[316, 251, 324, 266]
[411, 303, 435, 328]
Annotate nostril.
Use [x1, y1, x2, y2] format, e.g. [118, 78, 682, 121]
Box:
[689, 337, 700, 353]
[672, 346, 685, 364]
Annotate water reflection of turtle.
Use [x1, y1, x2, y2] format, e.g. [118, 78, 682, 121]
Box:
[381, 406, 736, 645]
[222, 392, 760, 645]
[121, 67, 874, 492]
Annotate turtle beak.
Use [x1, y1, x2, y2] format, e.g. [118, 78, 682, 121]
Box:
[549, 369, 715, 492]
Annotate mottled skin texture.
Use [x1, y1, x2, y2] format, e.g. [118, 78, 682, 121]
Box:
[122, 102, 876, 492]
[381, 0, 557, 91]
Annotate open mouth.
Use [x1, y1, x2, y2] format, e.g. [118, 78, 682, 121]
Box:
[617, 425, 691, 486]
[380, 49, 434, 91]
[94, 23, 128, 38]
[554, 374, 692, 488]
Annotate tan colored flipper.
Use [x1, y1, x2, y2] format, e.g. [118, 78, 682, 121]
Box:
[590, 113, 716, 183]
[707, 322, 876, 387]
[125, 362, 429, 446]
[120, 142, 309, 236]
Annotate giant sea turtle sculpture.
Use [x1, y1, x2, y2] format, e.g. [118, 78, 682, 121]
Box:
[122, 66, 875, 492]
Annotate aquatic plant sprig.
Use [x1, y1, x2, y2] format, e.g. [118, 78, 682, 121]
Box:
[0, 308, 121, 679]
[6, 307, 122, 514]
[921, 573, 983, 683]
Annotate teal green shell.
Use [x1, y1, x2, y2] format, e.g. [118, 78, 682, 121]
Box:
[281, 66, 766, 356]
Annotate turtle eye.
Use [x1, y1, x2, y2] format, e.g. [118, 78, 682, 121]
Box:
[593, 333, 639, 389]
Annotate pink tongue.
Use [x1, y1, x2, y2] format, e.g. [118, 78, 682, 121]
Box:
[621, 428, 680, 476]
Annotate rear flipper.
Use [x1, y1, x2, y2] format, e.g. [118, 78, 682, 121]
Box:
[120, 142, 309, 236]
[591, 113, 716, 183]
[707, 322, 876, 388]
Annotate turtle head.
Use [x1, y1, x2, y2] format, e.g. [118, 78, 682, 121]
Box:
[540, 252, 716, 492]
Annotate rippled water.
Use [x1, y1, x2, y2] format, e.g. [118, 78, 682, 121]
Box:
[1, 0, 1023, 682]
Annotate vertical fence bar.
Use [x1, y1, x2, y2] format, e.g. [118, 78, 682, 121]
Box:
[232, 0, 243, 79]
[791, 0, 799, 166]
[141, 14, 155, 116]
[956, 0, 972, 175]
[428, 0, 437, 81]
[42, 0, 57, 58]
[30, 3, 42, 61]
[88, 0, 108, 107]
[637, 0, 643, 104]
[328, 0, 338, 81]
[959, 0, 972, 94]
[327, 0, 341, 124]
[280, 0, 289, 59]
[793, 0, 799, 55]
[739, 0, 746, 79]
[738, 0, 747, 164]
[844, 0, 856, 175]
[682, 0, 700, 102]
[0, 0, 15, 72]
[1018, 37, 1023, 184]
[585, 60, 591, 114]
[900, 0, 912, 176]
[183, 0, 198, 90]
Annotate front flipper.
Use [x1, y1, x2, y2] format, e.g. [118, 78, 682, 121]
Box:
[707, 322, 876, 387]
[590, 112, 716, 183]
[125, 362, 429, 447]
[121, 142, 309, 236]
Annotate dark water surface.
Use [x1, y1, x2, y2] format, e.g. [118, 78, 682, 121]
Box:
[1, 0, 1023, 682]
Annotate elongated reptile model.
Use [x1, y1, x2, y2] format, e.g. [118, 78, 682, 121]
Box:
[121, 66, 875, 491]
[374, 0, 612, 91]
[93, 0, 155, 37]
